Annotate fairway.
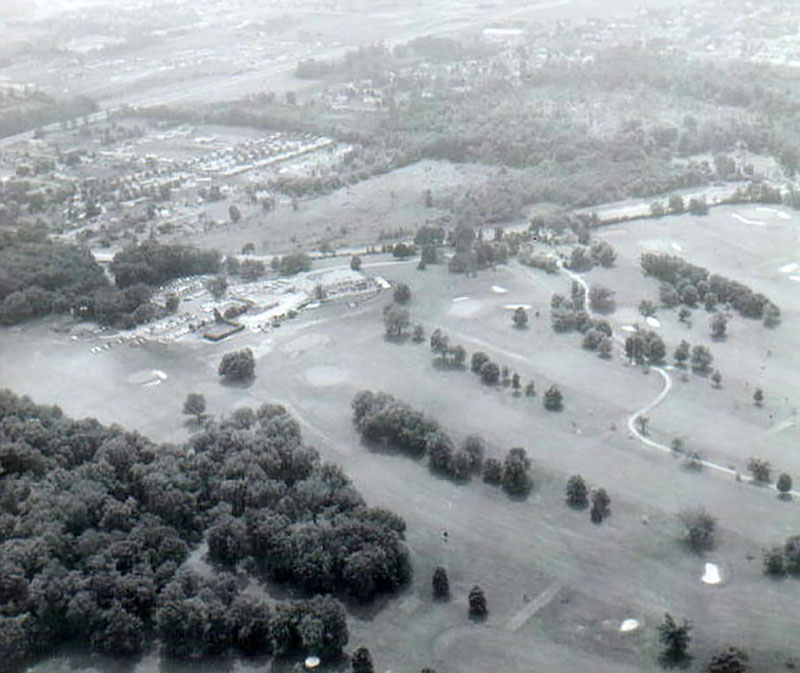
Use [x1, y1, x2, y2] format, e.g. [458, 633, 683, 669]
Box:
[4, 206, 800, 672]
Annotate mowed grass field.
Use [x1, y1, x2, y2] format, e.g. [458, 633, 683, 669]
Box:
[3, 206, 800, 672]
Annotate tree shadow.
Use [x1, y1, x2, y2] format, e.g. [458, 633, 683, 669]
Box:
[431, 359, 467, 372]
[658, 652, 693, 670]
[219, 377, 255, 389]
[383, 332, 411, 344]
[779, 492, 793, 502]
[566, 499, 590, 511]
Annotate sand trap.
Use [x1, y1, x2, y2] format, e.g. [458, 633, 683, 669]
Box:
[452, 296, 470, 302]
[305, 656, 321, 669]
[306, 365, 347, 387]
[491, 285, 509, 294]
[778, 211, 791, 220]
[128, 369, 168, 387]
[448, 299, 483, 318]
[701, 563, 722, 585]
[779, 262, 798, 273]
[619, 619, 640, 632]
[790, 276, 800, 282]
[646, 316, 661, 328]
[732, 213, 765, 226]
[503, 304, 531, 310]
[671, 242, 682, 251]
[621, 325, 637, 333]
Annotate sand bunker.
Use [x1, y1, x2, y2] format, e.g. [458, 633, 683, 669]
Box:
[128, 369, 168, 387]
[701, 563, 722, 585]
[779, 263, 798, 273]
[619, 619, 640, 633]
[621, 325, 637, 333]
[671, 242, 682, 252]
[790, 276, 800, 282]
[491, 285, 509, 294]
[306, 366, 347, 387]
[732, 213, 765, 226]
[452, 296, 470, 302]
[305, 656, 321, 669]
[646, 316, 661, 328]
[778, 211, 791, 220]
[503, 304, 531, 310]
[448, 299, 483, 318]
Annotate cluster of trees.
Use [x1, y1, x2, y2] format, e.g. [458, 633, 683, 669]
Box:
[657, 613, 749, 672]
[551, 287, 614, 358]
[351, 391, 533, 494]
[157, 571, 347, 659]
[482, 447, 534, 496]
[430, 567, 488, 620]
[468, 351, 543, 403]
[429, 329, 467, 369]
[763, 535, 800, 578]
[673, 339, 714, 372]
[642, 252, 778, 323]
[447, 224, 510, 275]
[0, 389, 409, 664]
[110, 240, 221, 289]
[565, 474, 610, 523]
[624, 328, 666, 365]
[565, 240, 616, 271]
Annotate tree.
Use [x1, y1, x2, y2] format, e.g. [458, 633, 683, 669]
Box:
[502, 447, 532, 496]
[393, 282, 411, 304]
[706, 647, 748, 673]
[479, 361, 500, 385]
[468, 586, 488, 618]
[753, 388, 764, 406]
[710, 312, 727, 339]
[668, 193, 685, 214]
[598, 338, 613, 359]
[690, 345, 713, 372]
[746, 457, 770, 483]
[651, 202, 665, 217]
[352, 646, 374, 673]
[412, 324, 425, 343]
[242, 242, 256, 255]
[383, 307, 410, 338]
[636, 415, 649, 436]
[711, 370, 722, 388]
[678, 306, 692, 323]
[205, 275, 228, 299]
[471, 351, 490, 373]
[512, 306, 528, 328]
[674, 340, 690, 366]
[462, 435, 485, 472]
[482, 458, 503, 485]
[229, 204, 241, 223]
[511, 373, 521, 394]
[165, 293, 180, 312]
[432, 566, 449, 600]
[763, 546, 786, 576]
[525, 381, 535, 397]
[688, 197, 709, 215]
[218, 348, 255, 383]
[590, 240, 616, 267]
[588, 285, 616, 313]
[543, 385, 563, 411]
[565, 475, 588, 509]
[350, 255, 362, 271]
[241, 258, 265, 281]
[183, 393, 207, 423]
[590, 488, 610, 523]
[638, 299, 656, 317]
[679, 507, 716, 550]
[777, 473, 792, 496]
[658, 613, 692, 662]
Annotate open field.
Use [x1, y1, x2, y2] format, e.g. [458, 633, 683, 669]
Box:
[4, 204, 800, 672]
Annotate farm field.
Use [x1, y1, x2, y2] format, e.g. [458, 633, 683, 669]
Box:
[3, 205, 800, 673]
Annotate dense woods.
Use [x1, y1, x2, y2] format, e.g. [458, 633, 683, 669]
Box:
[0, 390, 409, 664]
